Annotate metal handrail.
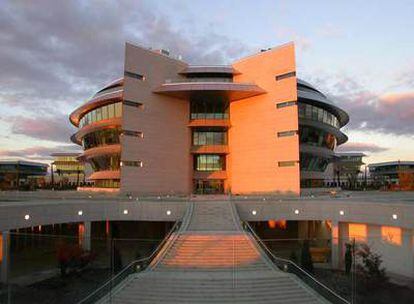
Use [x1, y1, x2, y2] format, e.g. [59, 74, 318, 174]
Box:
[243, 221, 350, 304]
[77, 219, 182, 304]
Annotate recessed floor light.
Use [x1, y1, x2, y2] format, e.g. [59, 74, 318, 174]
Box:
[339, 210, 345, 215]
[252, 210, 257, 215]
[166, 210, 171, 216]
[78, 210, 83, 216]
[123, 209, 129, 215]
[392, 214, 398, 220]
[24, 214, 30, 220]
[294, 209, 299, 215]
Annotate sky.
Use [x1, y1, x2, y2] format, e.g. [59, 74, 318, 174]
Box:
[0, 0, 413, 165]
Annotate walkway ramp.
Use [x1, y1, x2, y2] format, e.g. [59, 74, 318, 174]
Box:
[100, 201, 327, 303]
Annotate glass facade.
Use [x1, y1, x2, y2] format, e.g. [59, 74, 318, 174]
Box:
[90, 155, 120, 172]
[193, 129, 227, 145]
[193, 179, 224, 194]
[79, 102, 122, 128]
[299, 126, 336, 150]
[82, 128, 121, 150]
[300, 153, 329, 172]
[94, 179, 120, 188]
[190, 98, 229, 120]
[194, 155, 225, 171]
[298, 102, 340, 128]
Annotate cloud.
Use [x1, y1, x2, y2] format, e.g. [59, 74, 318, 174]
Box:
[0, 144, 81, 162]
[306, 74, 414, 136]
[0, 0, 254, 150]
[3, 113, 77, 142]
[316, 23, 345, 39]
[336, 142, 389, 153]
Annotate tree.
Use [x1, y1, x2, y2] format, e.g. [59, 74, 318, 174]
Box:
[356, 243, 388, 290]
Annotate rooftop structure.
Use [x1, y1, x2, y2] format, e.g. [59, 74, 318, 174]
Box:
[69, 42, 349, 195]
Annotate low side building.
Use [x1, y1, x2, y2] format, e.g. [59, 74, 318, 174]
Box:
[324, 152, 366, 189]
[51, 152, 86, 187]
[0, 160, 48, 190]
[369, 161, 414, 190]
[69, 42, 349, 195]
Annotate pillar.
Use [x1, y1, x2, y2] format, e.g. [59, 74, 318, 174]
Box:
[1, 231, 10, 283]
[331, 220, 340, 269]
[79, 222, 91, 251]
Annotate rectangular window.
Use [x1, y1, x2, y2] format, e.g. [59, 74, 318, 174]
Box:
[277, 130, 298, 137]
[124, 71, 145, 80]
[122, 130, 143, 138]
[276, 101, 297, 108]
[123, 100, 143, 108]
[102, 105, 108, 120]
[275, 71, 296, 81]
[121, 160, 143, 167]
[278, 161, 297, 167]
[108, 103, 115, 117]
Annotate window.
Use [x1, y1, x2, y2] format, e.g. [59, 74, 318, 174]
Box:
[90, 155, 120, 171]
[278, 161, 297, 167]
[275, 71, 296, 81]
[82, 128, 121, 150]
[122, 130, 143, 138]
[121, 160, 143, 167]
[277, 130, 297, 137]
[194, 155, 225, 171]
[190, 98, 229, 120]
[124, 71, 145, 80]
[79, 102, 122, 128]
[277, 101, 297, 108]
[193, 130, 227, 145]
[123, 100, 143, 108]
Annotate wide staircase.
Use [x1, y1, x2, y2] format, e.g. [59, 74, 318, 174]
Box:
[98, 201, 328, 303]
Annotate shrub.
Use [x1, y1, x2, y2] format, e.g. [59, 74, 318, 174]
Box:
[356, 243, 388, 290]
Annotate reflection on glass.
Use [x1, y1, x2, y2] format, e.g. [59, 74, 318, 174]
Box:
[90, 154, 120, 172]
[190, 98, 229, 120]
[298, 103, 340, 128]
[82, 128, 121, 150]
[79, 102, 122, 128]
[299, 126, 337, 150]
[194, 155, 225, 171]
[300, 153, 329, 172]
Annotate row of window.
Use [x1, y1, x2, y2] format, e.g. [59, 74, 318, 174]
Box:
[300, 153, 329, 172]
[79, 102, 122, 128]
[277, 130, 297, 137]
[298, 103, 340, 128]
[299, 126, 337, 150]
[82, 128, 121, 150]
[121, 160, 143, 167]
[95, 179, 120, 188]
[194, 154, 225, 171]
[190, 99, 229, 120]
[193, 130, 227, 145]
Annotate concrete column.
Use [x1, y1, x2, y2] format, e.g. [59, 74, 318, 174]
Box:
[1, 231, 10, 283]
[79, 222, 91, 251]
[331, 220, 340, 269]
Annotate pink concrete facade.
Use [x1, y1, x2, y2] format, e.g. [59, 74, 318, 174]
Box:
[70, 42, 304, 195]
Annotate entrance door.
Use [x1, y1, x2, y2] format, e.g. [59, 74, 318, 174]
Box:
[193, 179, 224, 194]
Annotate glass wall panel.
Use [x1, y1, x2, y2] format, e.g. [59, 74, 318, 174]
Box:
[82, 128, 121, 150]
[89, 154, 120, 172]
[299, 126, 337, 150]
[194, 154, 225, 171]
[298, 102, 340, 128]
[193, 129, 227, 145]
[79, 102, 122, 128]
[300, 153, 329, 172]
[190, 98, 229, 120]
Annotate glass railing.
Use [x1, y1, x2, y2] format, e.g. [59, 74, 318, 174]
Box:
[0, 221, 181, 304]
[243, 222, 351, 304]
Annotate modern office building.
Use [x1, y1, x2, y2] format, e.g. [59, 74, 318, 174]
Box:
[0, 160, 48, 190]
[369, 161, 414, 190]
[324, 152, 366, 188]
[70, 42, 349, 195]
[50, 152, 85, 186]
